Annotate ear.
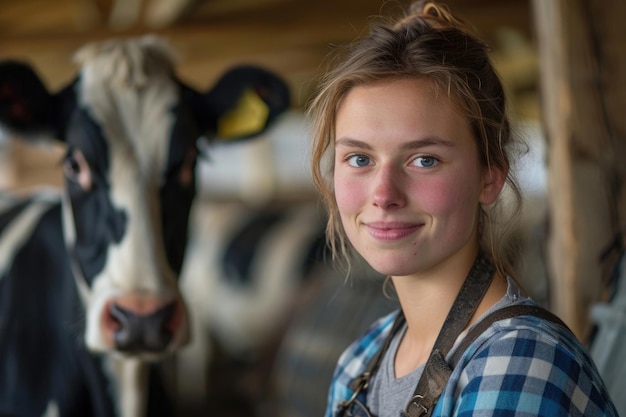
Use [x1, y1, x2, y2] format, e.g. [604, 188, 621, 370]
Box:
[479, 164, 507, 205]
[188, 65, 290, 142]
[0, 60, 72, 142]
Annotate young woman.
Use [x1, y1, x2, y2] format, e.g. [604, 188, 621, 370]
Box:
[307, 1, 618, 416]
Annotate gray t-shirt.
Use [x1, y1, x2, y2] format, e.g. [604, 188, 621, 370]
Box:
[367, 277, 523, 417]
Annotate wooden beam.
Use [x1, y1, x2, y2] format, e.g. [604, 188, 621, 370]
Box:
[532, 0, 626, 339]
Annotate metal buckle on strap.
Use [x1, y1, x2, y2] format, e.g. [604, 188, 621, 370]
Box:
[339, 372, 370, 408]
[401, 394, 429, 417]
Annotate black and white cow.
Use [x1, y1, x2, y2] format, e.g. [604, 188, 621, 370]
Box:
[0, 35, 289, 417]
[174, 199, 331, 414]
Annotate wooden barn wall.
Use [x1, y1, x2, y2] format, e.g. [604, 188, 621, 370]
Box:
[533, 0, 626, 338]
[0, 0, 532, 106]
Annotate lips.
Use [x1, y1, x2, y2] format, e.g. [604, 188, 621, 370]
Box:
[365, 221, 422, 241]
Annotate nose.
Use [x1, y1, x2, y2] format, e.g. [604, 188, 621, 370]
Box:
[372, 165, 406, 209]
[104, 295, 184, 353]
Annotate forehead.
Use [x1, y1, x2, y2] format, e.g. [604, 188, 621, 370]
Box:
[72, 38, 180, 176]
[336, 78, 472, 146]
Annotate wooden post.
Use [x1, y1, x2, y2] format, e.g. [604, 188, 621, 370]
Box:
[531, 0, 626, 339]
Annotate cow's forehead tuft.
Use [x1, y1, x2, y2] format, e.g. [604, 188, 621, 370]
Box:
[72, 37, 182, 179]
[73, 36, 177, 90]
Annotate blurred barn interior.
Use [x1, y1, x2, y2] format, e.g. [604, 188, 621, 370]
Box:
[1, 0, 624, 416]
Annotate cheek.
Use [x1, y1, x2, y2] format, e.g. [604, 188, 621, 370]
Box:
[334, 172, 364, 215]
[416, 176, 480, 219]
[335, 183, 363, 250]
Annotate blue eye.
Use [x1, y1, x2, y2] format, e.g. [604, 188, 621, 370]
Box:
[414, 156, 438, 168]
[347, 154, 371, 167]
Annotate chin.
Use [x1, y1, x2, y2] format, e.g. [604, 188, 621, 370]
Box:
[365, 257, 419, 277]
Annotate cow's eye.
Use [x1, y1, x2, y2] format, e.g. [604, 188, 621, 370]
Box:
[63, 149, 93, 190]
[175, 147, 198, 188]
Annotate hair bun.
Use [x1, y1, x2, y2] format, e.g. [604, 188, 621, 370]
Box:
[396, 1, 476, 35]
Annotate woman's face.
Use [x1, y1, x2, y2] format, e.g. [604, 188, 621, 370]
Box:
[333, 78, 503, 278]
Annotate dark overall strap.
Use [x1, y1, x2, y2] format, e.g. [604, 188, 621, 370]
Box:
[346, 312, 407, 395]
[343, 252, 494, 410]
[402, 253, 494, 417]
[448, 304, 572, 368]
[403, 305, 572, 417]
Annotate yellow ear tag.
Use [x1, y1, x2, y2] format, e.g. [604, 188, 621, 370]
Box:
[217, 89, 270, 140]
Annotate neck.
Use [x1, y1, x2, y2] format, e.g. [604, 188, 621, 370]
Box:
[392, 245, 479, 332]
[390, 247, 507, 377]
[392, 262, 471, 343]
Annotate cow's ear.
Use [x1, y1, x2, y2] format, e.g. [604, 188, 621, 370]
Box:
[0, 60, 56, 140]
[191, 65, 290, 142]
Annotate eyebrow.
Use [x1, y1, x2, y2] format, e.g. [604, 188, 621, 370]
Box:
[335, 136, 455, 150]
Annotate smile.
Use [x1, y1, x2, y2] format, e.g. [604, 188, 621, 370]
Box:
[365, 222, 422, 241]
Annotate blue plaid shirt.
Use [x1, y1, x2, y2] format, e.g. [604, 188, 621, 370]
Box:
[325, 301, 618, 417]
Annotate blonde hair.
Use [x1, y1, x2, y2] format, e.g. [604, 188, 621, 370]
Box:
[308, 1, 523, 279]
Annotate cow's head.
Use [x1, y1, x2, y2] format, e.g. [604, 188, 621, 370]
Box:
[0, 36, 290, 360]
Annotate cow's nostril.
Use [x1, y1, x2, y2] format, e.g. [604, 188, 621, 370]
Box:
[109, 301, 176, 353]
[104, 304, 122, 332]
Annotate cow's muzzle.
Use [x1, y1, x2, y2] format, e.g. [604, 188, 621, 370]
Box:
[109, 302, 176, 352]
[100, 293, 186, 354]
